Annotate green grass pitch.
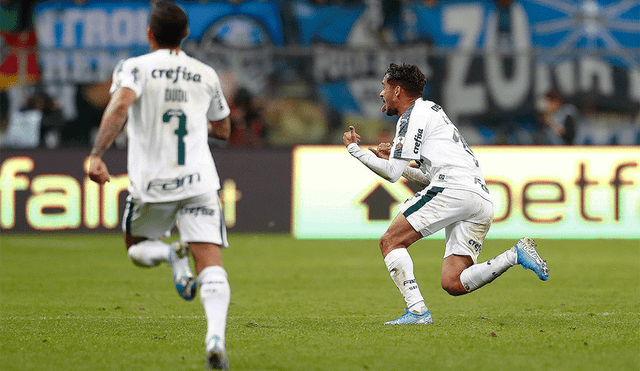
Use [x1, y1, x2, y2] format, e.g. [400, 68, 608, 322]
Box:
[1, 234, 638, 371]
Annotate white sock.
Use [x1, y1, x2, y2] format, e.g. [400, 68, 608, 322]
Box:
[384, 248, 428, 315]
[459, 247, 518, 293]
[127, 239, 171, 267]
[199, 266, 231, 345]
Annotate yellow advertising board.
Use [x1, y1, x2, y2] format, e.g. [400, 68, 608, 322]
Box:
[293, 146, 640, 239]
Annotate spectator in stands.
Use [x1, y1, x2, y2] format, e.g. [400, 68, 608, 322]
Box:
[379, 0, 438, 44]
[227, 87, 268, 147]
[3, 90, 65, 148]
[62, 82, 110, 147]
[263, 78, 328, 147]
[380, 0, 403, 44]
[536, 90, 580, 145]
[1, 0, 38, 136]
[30, 90, 65, 148]
[304, 0, 365, 5]
[495, 0, 513, 48]
[0, 0, 36, 32]
[376, 126, 394, 146]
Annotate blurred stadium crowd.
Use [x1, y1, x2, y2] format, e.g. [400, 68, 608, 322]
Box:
[1, 0, 638, 149]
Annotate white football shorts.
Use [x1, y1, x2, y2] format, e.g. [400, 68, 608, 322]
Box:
[398, 186, 493, 263]
[122, 192, 228, 247]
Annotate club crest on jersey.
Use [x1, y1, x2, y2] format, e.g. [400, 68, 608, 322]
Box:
[131, 67, 139, 83]
[393, 136, 405, 158]
[151, 66, 201, 83]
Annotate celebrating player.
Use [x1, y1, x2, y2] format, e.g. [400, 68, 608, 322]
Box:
[343, 63, 549, 325]
[85, 2, 231, 368]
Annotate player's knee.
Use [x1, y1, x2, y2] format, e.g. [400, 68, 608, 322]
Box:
[379, 236, 386, 252]
[441, 278, 466, 296]
[379, 234, 394, 255]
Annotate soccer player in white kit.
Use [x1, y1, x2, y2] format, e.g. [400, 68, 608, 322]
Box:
[86, 2, 231, 368]
[343, 63, 549, 325]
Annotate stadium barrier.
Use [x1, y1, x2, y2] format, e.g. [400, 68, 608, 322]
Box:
[293, 146, 640, 239]
[1, 146, 638, 239]
[0, 148, 291, 233]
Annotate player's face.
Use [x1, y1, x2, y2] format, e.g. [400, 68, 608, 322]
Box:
[380, 77, 399, 117]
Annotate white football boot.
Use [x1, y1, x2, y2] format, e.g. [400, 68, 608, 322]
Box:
[205, 336, 229, 370]
[168, 241, 197, 300]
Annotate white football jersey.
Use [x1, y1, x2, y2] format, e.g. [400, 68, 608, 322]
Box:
[110, 49, 230, 202]
[391, 99, 490, 199]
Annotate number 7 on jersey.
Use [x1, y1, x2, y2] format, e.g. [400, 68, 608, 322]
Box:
[163, 109, 188, 165]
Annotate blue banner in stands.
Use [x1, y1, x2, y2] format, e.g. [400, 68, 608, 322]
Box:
[35, 0, 284, 84]
[294, 0, 639, 122]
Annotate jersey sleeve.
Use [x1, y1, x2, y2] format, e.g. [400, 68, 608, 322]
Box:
[347, 143, 410, 183]
[391, 104, 427, 161]
[205, 69, 231, 121]
[110, 58, 143, 97]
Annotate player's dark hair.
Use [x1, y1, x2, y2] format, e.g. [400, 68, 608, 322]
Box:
[148, 1, 189, 48]
[384, 63, 426, 97]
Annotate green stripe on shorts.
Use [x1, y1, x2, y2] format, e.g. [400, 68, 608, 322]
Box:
[402, 186, 445, 218]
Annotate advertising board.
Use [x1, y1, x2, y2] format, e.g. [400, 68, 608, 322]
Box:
[3, 146, 638, 239]
[0, 148, 291, 233]
[292, 146, 639, 239]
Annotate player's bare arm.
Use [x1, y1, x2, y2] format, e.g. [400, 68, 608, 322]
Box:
[86, 86, 137, 184]
[208, 116, 231, 140]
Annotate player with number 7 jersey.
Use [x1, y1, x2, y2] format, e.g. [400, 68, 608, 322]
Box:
[112, 48, 230, 202]
[85, 3, 233, 368]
